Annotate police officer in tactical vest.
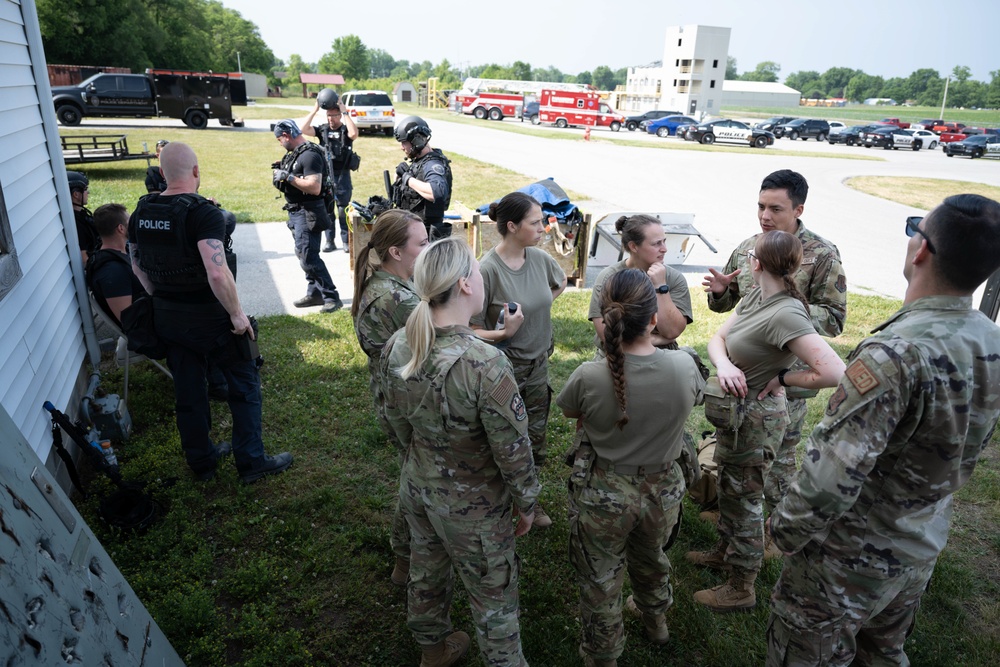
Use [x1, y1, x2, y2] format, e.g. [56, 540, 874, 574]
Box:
[392, 116, 453, 240]
[301, 89, 359, 253]
[272, 119, 344, 312]
[129, 142, 293, 484]
[68, 170, 100, 263]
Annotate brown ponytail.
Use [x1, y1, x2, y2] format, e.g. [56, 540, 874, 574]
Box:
[351, 210, 423, 317]
[754, 230, 809, 312]
[600, 269, 657, 430]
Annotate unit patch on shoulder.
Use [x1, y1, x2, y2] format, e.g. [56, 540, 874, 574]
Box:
[510, 393, 527, 421]
[490, 374, 526, 421]
[845, 359, 880, 395]
[835, 274, 847, 293]
[826, 385, 848, 416]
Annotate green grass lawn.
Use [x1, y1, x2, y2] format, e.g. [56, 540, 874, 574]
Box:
[82, 291, 1000, 666]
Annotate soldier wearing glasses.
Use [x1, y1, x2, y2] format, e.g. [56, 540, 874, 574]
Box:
[701, 169, 847, 536]
[766, 195, 1000, 665]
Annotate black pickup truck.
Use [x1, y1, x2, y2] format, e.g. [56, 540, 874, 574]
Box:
[51, 69, 246, 129]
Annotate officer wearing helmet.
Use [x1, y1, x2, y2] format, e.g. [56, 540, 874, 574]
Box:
[301, 89, 359, 253]
[393, 116, 453, 240]
[67, 170, 100, 263]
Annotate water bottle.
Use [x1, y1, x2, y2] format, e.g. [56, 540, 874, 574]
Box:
[495, 302, 517, 350]
[100, 440, 119, 468]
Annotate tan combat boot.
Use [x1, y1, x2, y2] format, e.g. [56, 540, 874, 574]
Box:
[692, 574, 757, 613]
[578, 645, 618, 667]
[534, 504, 553, 529]
[685, 541, 729, 571]
[624, 595, 669, 644]
[763, 533, 783, 561]
[420, 631, 470, 667]
[390, 556, 410, 587]
[699, 509, 720, 524]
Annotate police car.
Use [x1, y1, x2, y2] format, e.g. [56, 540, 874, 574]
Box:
[890, 129, 939, 151]
[685, 119, 775, 148]
[944, 134, 1000, 158]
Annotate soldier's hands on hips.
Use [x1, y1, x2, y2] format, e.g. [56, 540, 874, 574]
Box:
[231, 312, 253, 339]
[702, 267, 741, 295]
[758, 375, 785, 400]
[717, 362, 748, 398]
[502, 302, 525, 339]
[647, 262, 668, 289]
[515, 506, 534, 537]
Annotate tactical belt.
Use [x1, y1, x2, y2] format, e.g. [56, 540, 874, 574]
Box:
[594, 456, 673, 476]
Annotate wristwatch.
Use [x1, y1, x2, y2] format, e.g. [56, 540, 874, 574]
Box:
[655, 284, 670, 294]
[778, 369, 791, 387]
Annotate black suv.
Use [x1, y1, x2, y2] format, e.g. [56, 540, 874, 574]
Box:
[775, 118, 831, 141]
[625, 109, 681, 132]
[755, 116, 796, 132]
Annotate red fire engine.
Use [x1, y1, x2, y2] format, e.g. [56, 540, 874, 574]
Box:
[453, 92, 524, 121]
[537, 89, 624, 131]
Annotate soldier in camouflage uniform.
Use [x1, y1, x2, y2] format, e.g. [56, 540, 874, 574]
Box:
[690, 231, 846, 612]
[702, 169, 847, 523]
[380, 238, 539, 667]
[559, 269, 704, 667]
[767, 195, 1000, 666]
[351, 210, 428, 587]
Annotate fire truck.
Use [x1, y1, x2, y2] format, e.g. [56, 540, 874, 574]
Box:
[537, 89, 624, 131]
[453, 92, 524, 121]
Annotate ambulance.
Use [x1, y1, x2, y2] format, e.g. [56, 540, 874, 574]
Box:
[537, 89, 624, 131]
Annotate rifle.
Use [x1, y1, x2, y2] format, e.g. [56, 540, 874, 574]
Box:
[43, 401, 122, 486]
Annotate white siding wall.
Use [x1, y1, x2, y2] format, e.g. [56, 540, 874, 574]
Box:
[0, 0, 90, 461]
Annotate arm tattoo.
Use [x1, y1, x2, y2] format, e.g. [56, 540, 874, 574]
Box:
[207, 239, 224, 266]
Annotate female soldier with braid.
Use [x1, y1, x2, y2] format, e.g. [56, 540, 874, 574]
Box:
[557, 269, 705, 667]
[352, 209, 427, 587]
[471, 192, 566, 528]
[687, 230, 845, 613]
[380, 238, 540, 667]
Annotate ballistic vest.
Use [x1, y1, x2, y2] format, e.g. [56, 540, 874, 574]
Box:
[131, 193, 213, 292]
[280, 141, 329, 204]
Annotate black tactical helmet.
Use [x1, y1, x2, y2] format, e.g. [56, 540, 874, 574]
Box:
[67, 171, 89, 193]
[394, 116, 431, 151]
[317, 88, 340, 110]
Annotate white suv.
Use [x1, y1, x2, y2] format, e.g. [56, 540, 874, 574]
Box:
[340, 90, 395, 135]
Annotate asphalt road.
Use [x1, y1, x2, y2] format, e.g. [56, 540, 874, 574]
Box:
[78, 115, 1000, 314]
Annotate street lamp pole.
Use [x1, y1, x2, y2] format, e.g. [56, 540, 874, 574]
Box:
[939, 76, 949, 118]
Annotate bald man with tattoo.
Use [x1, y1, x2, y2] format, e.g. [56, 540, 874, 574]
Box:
[129, 142, 293, 484]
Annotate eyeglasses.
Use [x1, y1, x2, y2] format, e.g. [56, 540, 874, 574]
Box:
[905, 216, 936, 254]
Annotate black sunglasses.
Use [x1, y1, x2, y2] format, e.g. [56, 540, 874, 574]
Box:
[905, 216, 936, 254]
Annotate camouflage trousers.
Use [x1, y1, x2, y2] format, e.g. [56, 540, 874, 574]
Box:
[713, 394, 789, 576]
[390, 451, 411, 561]
[568, 461, 685, 661]
[400, 491, 526, 666]
[763, 396, 808, 514]
[767, 545, 932, 666]
[508, 356, 552, 466]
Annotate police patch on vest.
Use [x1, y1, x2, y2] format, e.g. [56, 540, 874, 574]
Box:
[826, 384, 848, 416]
[510, 393, 527, 421]
[846, 359, 879, 395]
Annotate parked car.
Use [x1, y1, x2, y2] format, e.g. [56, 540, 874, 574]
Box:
[829, 124, 879, 146]
[686, 119, 775, 147]
[914, 119, 944, 131]
[624, 109, 681, 132]
[944, 134, 1000, 158]
[879, 118, 911, 129]
[861, 125, 899, 149]
[522, 101, 540, 124]
[754, 116, 796, 132]
[775, 118, 831, 140]
[931, 121, 966, 135]
[340, 90, 395, 135]
[646, 114, 699, 137]
[828, 121, 847, 135]
[891, 129, 939, 151]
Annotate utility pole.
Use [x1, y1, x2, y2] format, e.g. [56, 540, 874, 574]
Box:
[939, 76, 949, 118]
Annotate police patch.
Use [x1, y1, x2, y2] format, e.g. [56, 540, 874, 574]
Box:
[826, 384, 848, 416]
[845, 359, 879, 395]
[835, 274, 847, 293]
[510, 393, 527, 421]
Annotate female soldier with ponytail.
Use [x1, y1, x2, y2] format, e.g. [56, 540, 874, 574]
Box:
[471, 192, 566, 528]
[687, 230, 845, 613]
[380, 238, 540, 667]
[352, 209, 428, 587]
[557, 269, 705, 667]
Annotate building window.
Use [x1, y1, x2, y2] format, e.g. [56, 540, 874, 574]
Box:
[673, 80, 677, 87]
[0, 182, 22, 300]
[675, 59, 680, 67]
[710, 80, 715, 88]
[707, 99, 713, 109]
[678, 39, 682, 47]
[713, 60, 719, 68]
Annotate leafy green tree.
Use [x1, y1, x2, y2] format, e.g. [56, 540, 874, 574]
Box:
[592, 66, 616, 91]
[881, 77, 909, 103]
[38, 0, 156, 71]
[575, 71, 593, 86]
[916, 75, 945, 106]
[740, 61, 780, 83]
[784, 70, 821, 95]
[987, 70, 1000, 108]
[844, 73, 885, 102]
[905, 68, 941, 102]
[511, 61, 532, 80]
[204, 1, 274, 72]
[284, 54, 310, 85]
[817, 67, 859, 98]
[369, 49, 396, 78]
[951, 65, 972, 83]
[725, 56, 738, 79]
[480, 64, 513, 79]
[318, 35, 370, 80]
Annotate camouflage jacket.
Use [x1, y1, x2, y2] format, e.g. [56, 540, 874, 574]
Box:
[354, 270, 419, 378]
[708, 220, 847, 338]
[770, 296, 1000, 576]
[379, 325, 540, 520]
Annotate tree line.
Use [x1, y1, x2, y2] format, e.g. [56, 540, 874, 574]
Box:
[37, 0, 274, 75]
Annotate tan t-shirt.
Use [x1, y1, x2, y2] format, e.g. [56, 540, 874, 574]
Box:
[557, 349, 705, 466]
[588, 260, 692, 353]
[471, 246, 565, 361]
[726, 288, 815, 391]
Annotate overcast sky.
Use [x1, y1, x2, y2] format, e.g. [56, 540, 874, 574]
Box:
[225, 0, 996, 83]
